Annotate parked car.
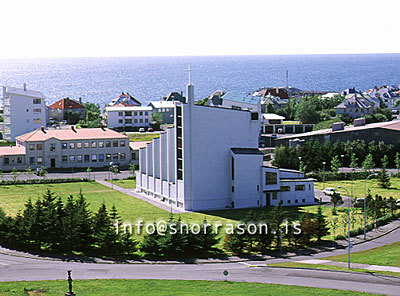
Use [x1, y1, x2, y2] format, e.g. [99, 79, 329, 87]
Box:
[323, 187, 338, 196]
[109, 162, 120, 173]
[354, 198, 365, 208]
[148, 128, 154, 132]
[139, 128, 145, 132]
[35, 167, 44, 176]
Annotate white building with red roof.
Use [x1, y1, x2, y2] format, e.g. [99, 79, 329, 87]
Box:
[0, 127, 132, 170]
[1, 84, 47, 141]
[48, 97, 86, 123]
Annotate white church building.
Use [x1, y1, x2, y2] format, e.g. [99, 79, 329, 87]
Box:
[136, 81, 315, 211]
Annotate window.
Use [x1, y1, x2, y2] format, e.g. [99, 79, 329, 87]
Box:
[139, 119, 143, 123]
[132, 153, 137, 160]
[62, 143, 67, 149]
[231, 157, 234, 180]
[119, 119, 123, 124]
[232, 186, 235, 192]
[134, 119, 138, 123]
[125, 111, 132, 116]
[309, 184, 311, 190]
[37, 144, 42, 150]
[134, 112, 137, 116]
[106, 154, 111, 161]
[272, 192, 278, 200]
[62, 156, 68, 163]
[29, 144, 35, 151]
[4, 158, 9, 165]
[139, 112, 143, 116]
[118, 112, 123, 116]
[125, 119, 132, 124]
[145, 111, 148, 116]
[295, 185, 305, 191]
[33, 99, 41, 104]
[50, 144, 56, 152]
[29, 157, 35, 165]
[69, 142, 75, 149]
[251, 112, 259, 120]
[17, 157, 22, 164]
[113, 141, 118, 147]
[84, 142, 89, 148]
[26, 109, 29, 112]
[113, 153, 119, 160]
[98, 141, 104, 148]
[120, 141, 125, 147]
[91, 154, 97, 162]
[69, 156, 75, 163]
[77, 155, 83, 163]
[77, 142, 82, 149]
[295, 199, 298, 204]
[287, 200, 291, 204]
[120, 153, 126, 160]
[33, 118, 42, 124]
[280, 186, 291, 192]
[105, 141, 111, 147]
[302, 199, 306, 203]
[145, 119, 148, 123]
[84, 155, 90, 162]
[265, 172, 277, 184]
[99, 154, 104, 162]
[91, 141, 97, 148]
[33, 108, 41, 114]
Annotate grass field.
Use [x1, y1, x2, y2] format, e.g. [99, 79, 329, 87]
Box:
[106, 179, 136, 189]
[129, 133, 160, 142]
[268, 262, 400, 278]
[326, 241, 400, 267]
[315, 178, 400, 199]
[0, 279, 377, 296]
[313, 117, 343, 131]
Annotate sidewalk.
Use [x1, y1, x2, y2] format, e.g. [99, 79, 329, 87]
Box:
[96, 179, 186, 214]
[295, 259, 400, 273]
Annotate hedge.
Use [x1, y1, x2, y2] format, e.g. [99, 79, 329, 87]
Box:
[0, 178, 90, 186]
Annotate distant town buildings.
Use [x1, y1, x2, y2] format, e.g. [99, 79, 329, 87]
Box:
[1, 84, 48, 142]
[104, 105, 152, 130]
[148, 101, 175, 124]
[207, 91, 261, 113]
[335, 93, 376, 118]
[108, 92, 141, 107]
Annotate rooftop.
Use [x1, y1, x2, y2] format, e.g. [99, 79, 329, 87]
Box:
[105, 106, 152, 112]
[129, 141, 152, 150]
[16, 127, 128, 142]
[222, 92, 260, 106]
[3, 86, 45, 99]
[149, 101, 176, 109]
[262, 113, 285, 120]
[48, 97, 84, 110]
[0, 146, 25, 157]
[231, 148, 263, 155]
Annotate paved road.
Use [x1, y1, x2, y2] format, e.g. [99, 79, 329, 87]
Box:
[0, 170, 131, 181]
[0, 226, 399, 294]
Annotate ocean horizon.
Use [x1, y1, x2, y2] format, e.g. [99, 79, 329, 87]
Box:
[1, 53, 400, 106]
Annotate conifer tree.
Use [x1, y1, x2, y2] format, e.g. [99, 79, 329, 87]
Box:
[314, 205, 330, 241]
[378, 155, 391, 188]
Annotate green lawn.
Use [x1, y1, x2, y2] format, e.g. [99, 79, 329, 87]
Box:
[268, 262, 400, 278]
[313, 117, 342, 131]
[129, 133, 160, 142]
[0, 279, 378, 296]
[106, 179, 136, 189]
[325, 241, 400, 267]
[315, 178, 400, 199]
[283, 120, 300, 125]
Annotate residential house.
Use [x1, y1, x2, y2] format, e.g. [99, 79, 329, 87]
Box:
[148, 101, 175, 124]
[335, 93, 375, 118]
[207, 91, 261, 113]
[1, 84, 47, 141]
[48, 97, 86, 124]
[163, 91, 186, 103]
[108, 92, 141, 107]
[364, 86, 400, 110]
[105, 105, 152, 130]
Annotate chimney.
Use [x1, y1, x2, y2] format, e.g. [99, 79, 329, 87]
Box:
[23, 83, 27, 91]
[71, 125, 77, 133]
[40, 126, 46, 133]
[332, 122, 345, 131]
[354, 118, 366, 127]
[100, 125, 106, 131]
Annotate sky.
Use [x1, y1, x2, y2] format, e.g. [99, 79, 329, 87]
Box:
[0, 0, 399, 58]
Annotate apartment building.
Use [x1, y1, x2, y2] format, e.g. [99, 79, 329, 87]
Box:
[1, 84, 47, 141]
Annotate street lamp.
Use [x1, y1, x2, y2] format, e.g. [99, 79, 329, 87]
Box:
[298, 156, 302, 172]
[364, 172, 377, 240]
[338, 186, 351, 269]
[341, 154, 344, 168]
[322, 161, 326, 190]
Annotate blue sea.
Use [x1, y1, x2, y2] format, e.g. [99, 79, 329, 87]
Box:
[0, 54, 399, 106]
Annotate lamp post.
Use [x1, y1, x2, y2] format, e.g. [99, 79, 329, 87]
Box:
[338, 186, 351, 269]
[322, 161, 326, 190]
[341, 154, 344, 168]
[364, 172, 377, 240]
[298, 156, 302, 172]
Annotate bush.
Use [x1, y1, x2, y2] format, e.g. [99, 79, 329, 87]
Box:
[0, 178, 90, 186]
